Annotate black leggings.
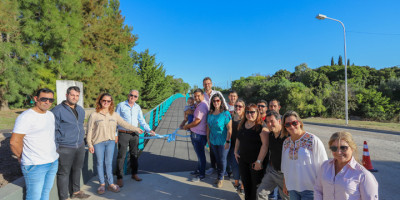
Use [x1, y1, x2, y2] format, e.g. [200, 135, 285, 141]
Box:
[239, 160, 264, 200]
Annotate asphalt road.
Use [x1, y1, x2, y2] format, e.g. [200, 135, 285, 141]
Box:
[303, 123, 400, 200]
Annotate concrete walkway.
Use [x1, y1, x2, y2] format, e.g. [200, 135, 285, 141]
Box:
[82, 98, 243, 199]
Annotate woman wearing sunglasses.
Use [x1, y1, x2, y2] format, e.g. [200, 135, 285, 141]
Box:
[86, 93, 143, 195]
[234, 103, 269, 200]
[280, 110, 327, 200]
[314, 132, 378, 200]
[207, 93, 232, 188]
[227, 99, 246, 194]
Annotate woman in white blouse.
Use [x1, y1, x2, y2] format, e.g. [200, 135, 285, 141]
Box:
[280, 111, 328, 200]
[314, 132, 379, 200]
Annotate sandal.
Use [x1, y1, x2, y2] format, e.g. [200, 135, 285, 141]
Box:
[97, 185, 105, 195]
[108, 184, 120, 193]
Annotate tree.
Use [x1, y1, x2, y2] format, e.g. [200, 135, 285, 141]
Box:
[331, 57, 335, 66]
[347, 59, 350, 67]
[338, 55, 343, 66]
[135, 50, 173, 109]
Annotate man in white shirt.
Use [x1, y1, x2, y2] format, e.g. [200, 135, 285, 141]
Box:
[10, 88, 59, 200]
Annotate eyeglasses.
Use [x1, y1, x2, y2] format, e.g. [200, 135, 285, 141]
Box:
[101, 100, 112, 103]
[39, 97, 55, 103]
[234, 105, 243, 108]
[257, 105, 266, 108]
[129, 94, 138, 98]
[284, 120, 299, 128]
[213, 99, 221, 103]
[329, 145, 349, 152]
[245, 111, 256, 115]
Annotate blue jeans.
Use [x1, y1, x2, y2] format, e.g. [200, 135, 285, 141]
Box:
[211, 143, 230, 180]
[21, 159, 58, 200]
[289, 190, 314, 200]
[191, 132, 207, 177]
[227, 145, 240, 180]
[94, 140, 115, 185]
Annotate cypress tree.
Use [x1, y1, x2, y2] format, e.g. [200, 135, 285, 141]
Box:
[338, 55, 343, 66]
[347, 59, 350, 67]
[331, 57, 335, 66]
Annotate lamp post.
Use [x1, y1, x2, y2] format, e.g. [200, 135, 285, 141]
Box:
[316, 14, 349, 125]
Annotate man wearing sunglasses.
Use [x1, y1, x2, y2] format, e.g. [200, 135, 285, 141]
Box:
[51, 86, 89, 200]
[10, 88, 59, 200]
[257, 100, 268, 122]
[115, 89, 155, 187]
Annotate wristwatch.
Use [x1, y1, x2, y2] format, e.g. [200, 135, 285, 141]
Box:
[256, 160, 262, 164]
[226, 140, 230, 144]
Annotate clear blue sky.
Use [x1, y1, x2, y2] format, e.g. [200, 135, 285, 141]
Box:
[120, 0, 400, 89]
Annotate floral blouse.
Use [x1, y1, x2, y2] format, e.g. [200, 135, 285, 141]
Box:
[281, 132, 328, 192]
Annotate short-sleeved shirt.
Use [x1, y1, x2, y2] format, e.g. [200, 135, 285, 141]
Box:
[13, 109, 59, 166]
[207, 110, 231, 145]
[190, 100, 209, 135]
[268, 131, 287, 172]
[237, 123, 264, 164]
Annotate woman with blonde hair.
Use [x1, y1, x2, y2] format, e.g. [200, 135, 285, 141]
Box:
[87, 93, 143, 195]
[280, 110, 327, 200]
[314, 131, 379, 200]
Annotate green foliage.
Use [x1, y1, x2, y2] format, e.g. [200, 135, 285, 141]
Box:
[338, 55, 343, 66]
[331, 57, 335, 66]
[353, 87, 397, 120]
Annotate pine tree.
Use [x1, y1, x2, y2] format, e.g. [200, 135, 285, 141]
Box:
[135, 50, 173, 109]
[347, 59, 350, 67]
[0, 0, 40, 110]
[331, 57, 335, 66]
[338, 55, 343, 66]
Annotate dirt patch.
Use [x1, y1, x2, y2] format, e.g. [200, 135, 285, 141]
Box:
[0, 133, 22, 188]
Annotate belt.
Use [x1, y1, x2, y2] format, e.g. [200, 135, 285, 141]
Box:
[118, 130, 135, 134]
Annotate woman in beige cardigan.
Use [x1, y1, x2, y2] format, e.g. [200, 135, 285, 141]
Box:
[87, 93, 143, 195]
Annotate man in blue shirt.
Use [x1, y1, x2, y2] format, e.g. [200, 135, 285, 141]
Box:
[115, 89, 155, 187]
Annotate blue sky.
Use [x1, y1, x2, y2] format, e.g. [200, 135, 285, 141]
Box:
[120, 0, 400, 89]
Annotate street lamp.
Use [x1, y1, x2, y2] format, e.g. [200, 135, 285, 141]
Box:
[316, 13, 349, 125]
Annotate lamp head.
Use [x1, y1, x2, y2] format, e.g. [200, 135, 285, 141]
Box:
[316, 14, 327, 20]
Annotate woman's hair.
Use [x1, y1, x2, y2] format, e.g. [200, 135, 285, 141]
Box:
[329, 131, 360, 163]
[281, 110, 304, 137]
[233, 99, 246, 120]
[238, 103, 263, 131]
[95, 93, 115, 114]
[209, 93, 227, 113]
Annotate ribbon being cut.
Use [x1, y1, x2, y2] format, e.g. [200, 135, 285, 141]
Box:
[139, 128, 190, 143]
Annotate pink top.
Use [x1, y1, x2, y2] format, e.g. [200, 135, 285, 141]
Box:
[314, 157, 379, 200]
[190, 100, 209, 135]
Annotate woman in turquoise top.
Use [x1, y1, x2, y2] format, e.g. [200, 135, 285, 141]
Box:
[207, 93, 232, 188]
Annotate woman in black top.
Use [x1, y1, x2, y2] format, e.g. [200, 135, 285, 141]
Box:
[235, 103, 269, 200]
[227, 99, 245, 193]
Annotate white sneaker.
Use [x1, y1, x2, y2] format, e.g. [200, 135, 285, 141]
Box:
[206, 168, 215, 175]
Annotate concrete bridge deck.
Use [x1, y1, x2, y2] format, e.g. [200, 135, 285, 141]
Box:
[81, 98, 242, 200]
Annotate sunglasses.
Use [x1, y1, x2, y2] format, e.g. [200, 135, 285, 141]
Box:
[101, 100, 112, 103]
[284, 120, 299, 128]
[245, 111, 256, 114]
[234, 105, 243, 108]
[329, 145, 349, 152]
[213, 99, 221, 103]
[129, 94, 138, 98]
[257, 105, 266, 108]
[39, 97, 55, 103]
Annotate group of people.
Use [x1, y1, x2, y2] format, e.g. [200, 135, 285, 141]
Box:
[10, 87, 155, 200]
[181, 77, 379, 200]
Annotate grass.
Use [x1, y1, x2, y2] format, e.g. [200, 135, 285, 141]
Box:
[303, 117, 400, 133]
[0, 109, 27, 130]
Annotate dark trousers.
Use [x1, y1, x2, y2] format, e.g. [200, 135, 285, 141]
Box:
[210, 147, 217, 169]
[57, 144, 85, 200]
[191, 132, 207, 177]
[116, 132, 139, 179]
[239, 160, 265, 200]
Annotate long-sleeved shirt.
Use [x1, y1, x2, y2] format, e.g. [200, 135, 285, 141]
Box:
[115, 100, 151, 132]
[281, 132, 328, 192]
[314, 157, 379, 200]
[86, 111, 141, 148]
